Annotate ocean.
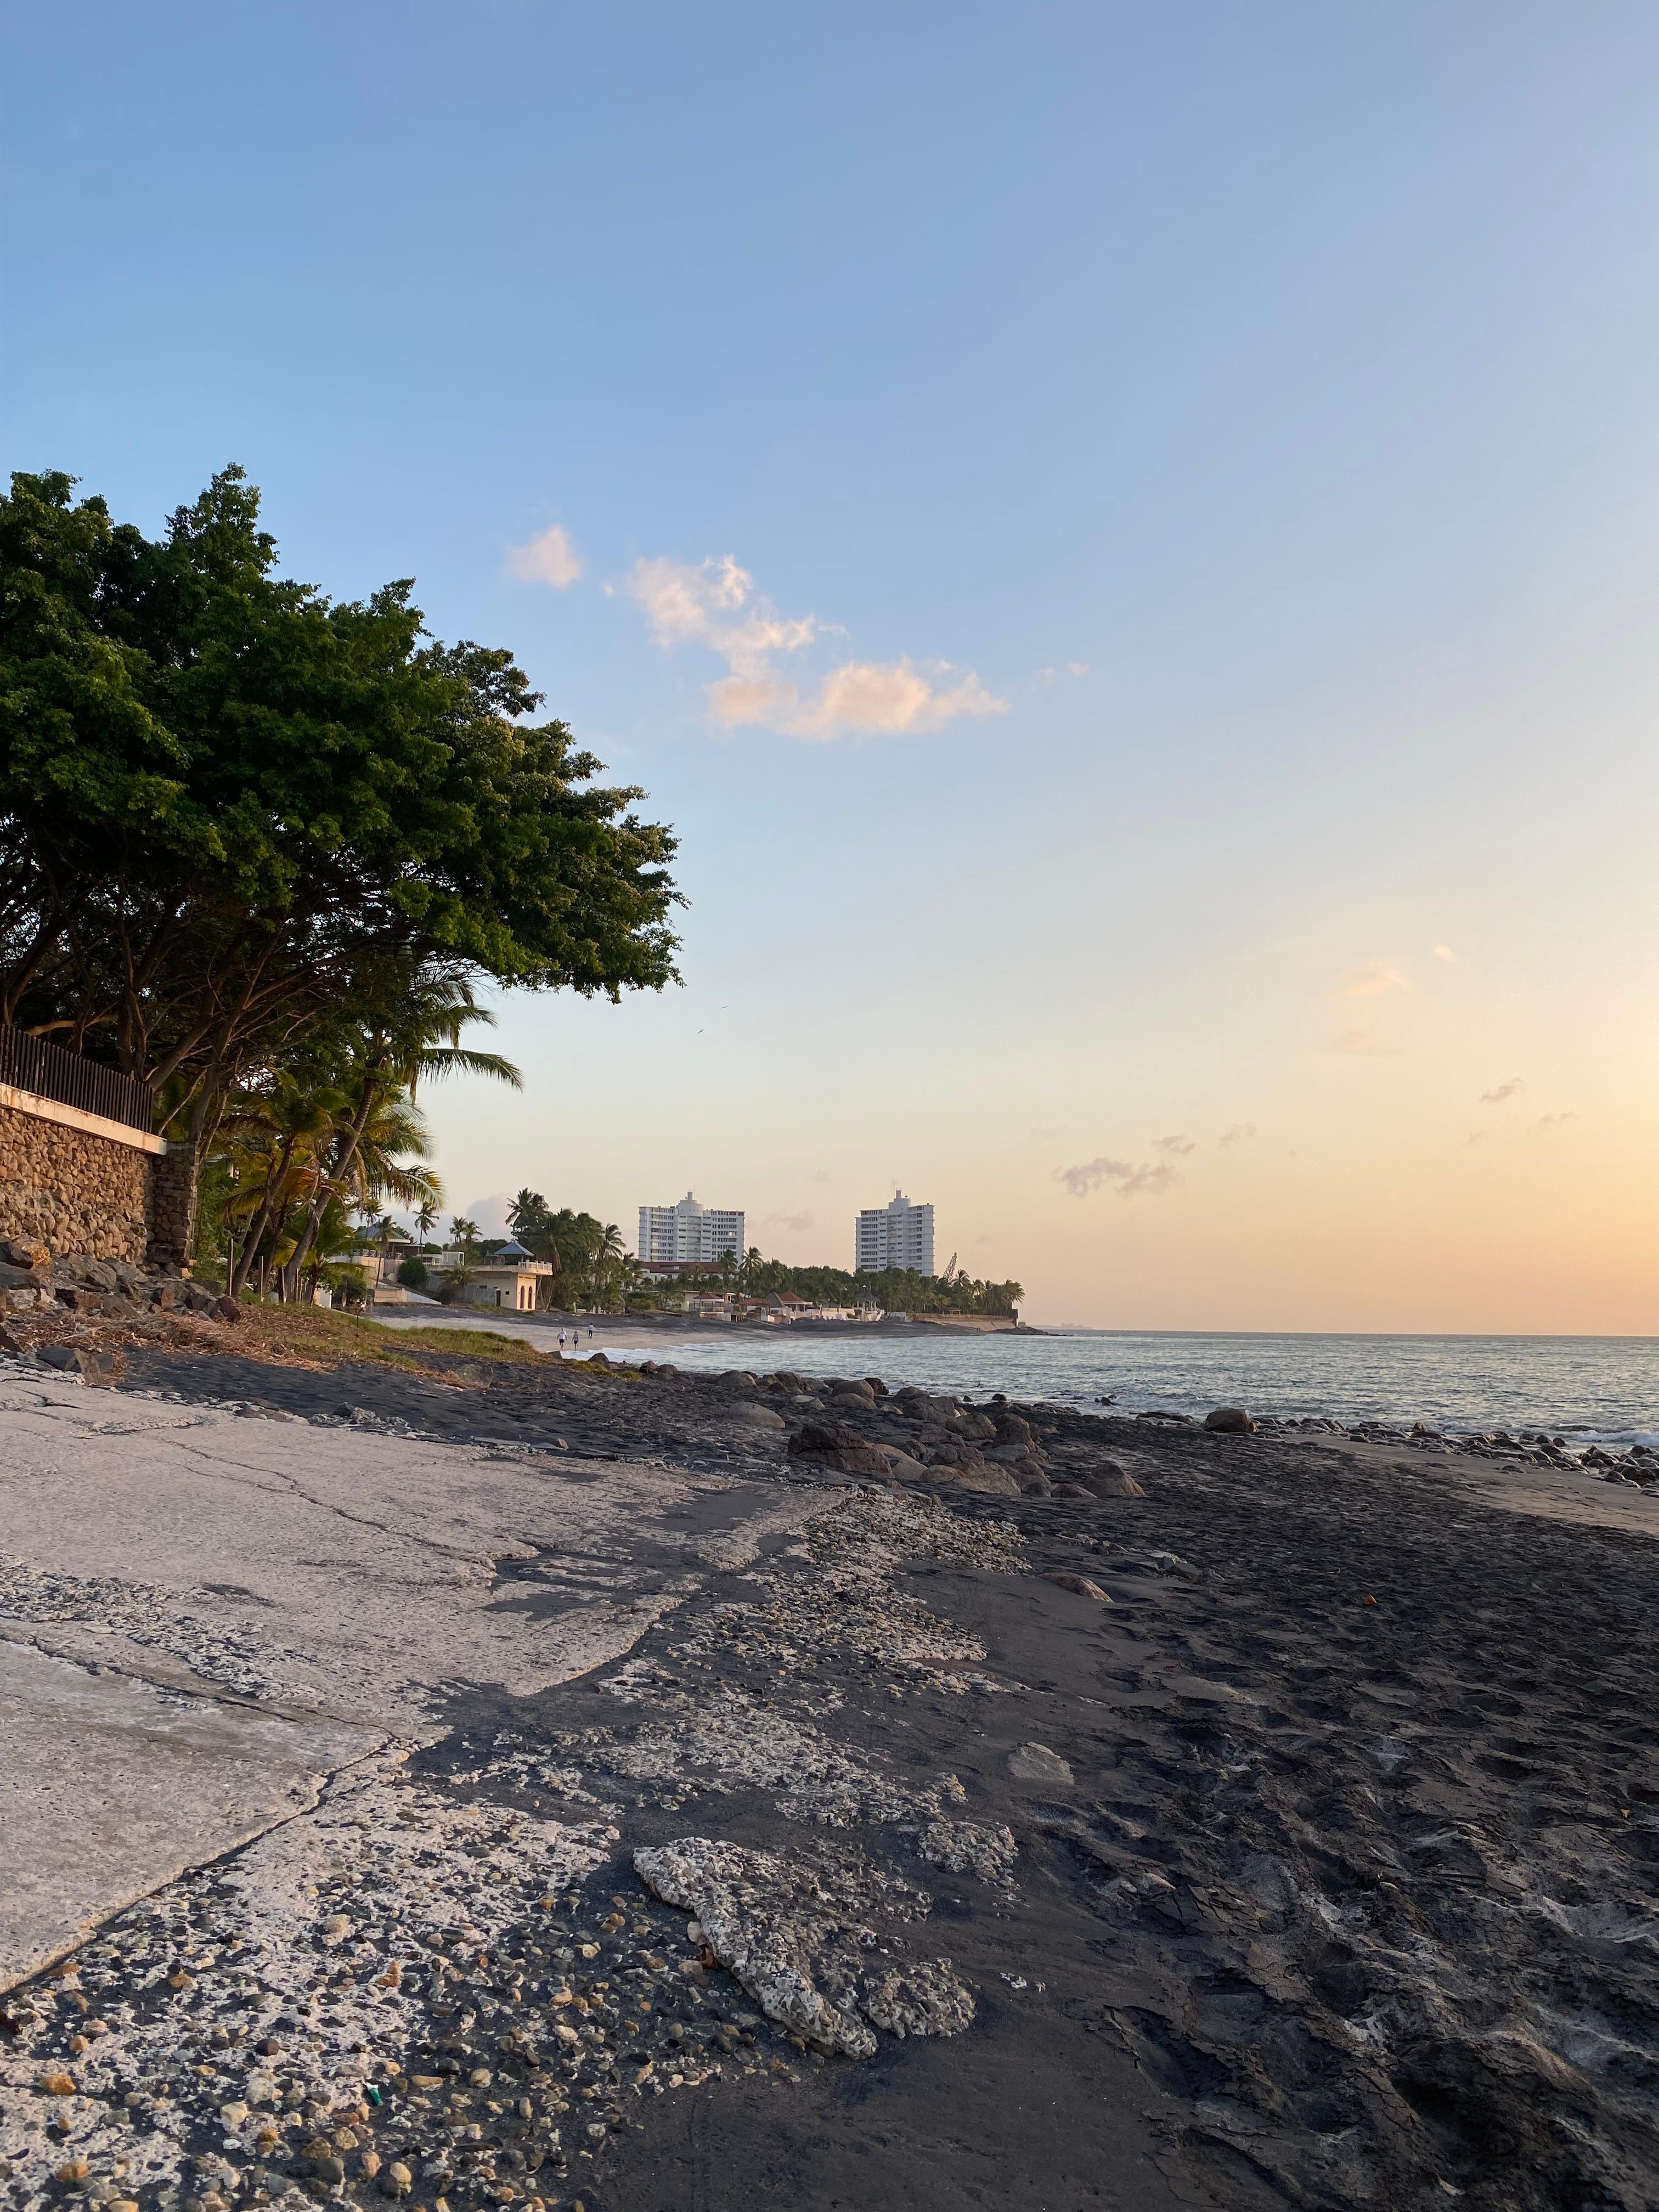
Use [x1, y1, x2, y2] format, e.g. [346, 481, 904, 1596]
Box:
[387, 1313, 1659, 1448]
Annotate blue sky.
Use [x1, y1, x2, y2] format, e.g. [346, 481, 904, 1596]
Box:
[7, 2, 1658, 1329]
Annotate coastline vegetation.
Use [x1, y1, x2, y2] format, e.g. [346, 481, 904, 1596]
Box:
[646, 1248, 1025, 1317]
[1, 466, 680, 1261]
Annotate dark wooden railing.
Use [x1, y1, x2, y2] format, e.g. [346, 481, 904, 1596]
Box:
[0, 1026, 155, 1134]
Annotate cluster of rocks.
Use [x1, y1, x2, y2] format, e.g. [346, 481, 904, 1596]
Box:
[0, 1244, 239, 1378]
[0, 1757, 836, 2212]
[1131, 1402, 1659, 1494]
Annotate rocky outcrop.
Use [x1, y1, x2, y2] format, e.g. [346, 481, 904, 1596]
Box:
[634, 1835, 974, 2058]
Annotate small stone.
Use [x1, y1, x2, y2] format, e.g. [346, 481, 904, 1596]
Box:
[1043, 1572, 1111, 1602]
[55, 2159, 91, 2185]
[382, 2160, 414, 2197]
[1007, 1742, 1075, 1786]
[37, 2071, 77, 2095]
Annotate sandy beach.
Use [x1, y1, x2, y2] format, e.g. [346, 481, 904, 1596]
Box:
[1, 1324, 1655, 2212]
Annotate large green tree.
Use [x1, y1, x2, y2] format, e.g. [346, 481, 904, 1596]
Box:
[0, 467, 679, 1243]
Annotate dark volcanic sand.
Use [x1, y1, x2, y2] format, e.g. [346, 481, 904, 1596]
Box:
[95, 1347, 1659, 2208]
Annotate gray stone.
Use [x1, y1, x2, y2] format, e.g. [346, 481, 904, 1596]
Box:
[1008, 1742, 1074, 1786]
[1204, 1407, 1256, 1434]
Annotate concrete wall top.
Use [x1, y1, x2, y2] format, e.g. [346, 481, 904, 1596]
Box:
[0, 1081, 165, 1155]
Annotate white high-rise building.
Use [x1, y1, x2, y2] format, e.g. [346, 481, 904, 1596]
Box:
[637, 1192, 746, 1267]
[855, 1190, 935, 1276]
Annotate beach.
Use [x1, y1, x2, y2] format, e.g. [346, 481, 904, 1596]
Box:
[1, 1318, 1655, 2211]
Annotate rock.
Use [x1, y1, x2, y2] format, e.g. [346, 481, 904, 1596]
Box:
[637, 1836, 877, 2057]
[994, 1413, 1035, 1447]
[1080, 1464, 1146, 1498]
[382, 2160, 413, 2197]
[716, 1370, 758, 1392]
[917, 1820, 1018, 1883]
[34, 1344, 119, 1384]
[859, 1958, 975, 2039]
[636, 1835, 975, 2062]
[953, 1464, 1021, 1497]
[1043, 1572, 1111, 1602]
[788, 1421, 891, 1477]
[877, 1448, 932, 1482]
[1008, 1742, 1074, 1786]
[829, 1382, 876, 1407]
[1204, 1407, 1256, 1434]
[0, 1260, 49, 1292]
[36, 2070, 77, 2095]
[3, 1239, 50, 1269]
[727, 1402, 787, 1432]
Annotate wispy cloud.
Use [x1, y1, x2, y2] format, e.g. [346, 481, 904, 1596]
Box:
[1056, 1156, 1178, 1200]
[1481, 1077, 1523, 1105]
[506, 523, 583, 590]
[1218, 1123, 1258, 1146]
[623, 553, 1003, 740]
[1152, 1133, 1195, 1156]
[1336, 960, 1409, 1001]
[1332, 1026, 1398, 1055]
[1432, 943, 1455, 962]
[1533, 1110, 1578, 1132]
[1034, 661, 1091, 686]
[764, 1210, 816, 1233]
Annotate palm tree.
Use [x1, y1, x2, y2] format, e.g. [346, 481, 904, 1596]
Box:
[283, 972, 520, 1284]
[415, 1197, 440, 1250]
[449, 1216, 482, 1255]
[223, 1074, 345, 1299]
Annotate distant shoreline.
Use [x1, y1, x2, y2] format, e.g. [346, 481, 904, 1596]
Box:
[377, 1301, 1039, 1340]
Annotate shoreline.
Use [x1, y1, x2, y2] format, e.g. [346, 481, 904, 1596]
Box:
[375, 1301, 1036, 1339]
[1, 1328, 1654, 2209]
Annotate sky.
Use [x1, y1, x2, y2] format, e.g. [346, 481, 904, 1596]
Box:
[5, 2, 1657, 1333]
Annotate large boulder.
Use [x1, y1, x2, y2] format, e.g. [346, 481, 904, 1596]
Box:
[728, 1402, 787, 1434]
[1204, 1407, 1256, 1435]
[953, 1464, 1022, 1498]
[787, 1421, 891, 1477]
[1078, 1462, 1146, 1499]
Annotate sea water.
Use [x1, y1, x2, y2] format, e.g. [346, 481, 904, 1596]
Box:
[386, 1314, 1659, 1447]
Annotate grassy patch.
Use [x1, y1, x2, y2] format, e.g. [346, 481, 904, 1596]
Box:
[234, 1305, 554, 1373]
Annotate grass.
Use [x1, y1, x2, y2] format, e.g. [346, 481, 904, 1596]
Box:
[234, 1304, 558, 1374]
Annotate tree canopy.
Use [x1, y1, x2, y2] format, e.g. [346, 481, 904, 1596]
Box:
[0, 467, 680, 1183]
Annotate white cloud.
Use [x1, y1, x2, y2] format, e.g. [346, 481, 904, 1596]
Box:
[1034, 661, 1092, 686]
[1336, 960, 1409, 1001]
[1480, 1077, 1523, 1105]
[1056, 1156, 1178, 1200]
[1432, 943, 1455, 962]
[506, 524, 583, 590]
[623, 552, 1004, 740]
[1152, 1133, 1195, 1156]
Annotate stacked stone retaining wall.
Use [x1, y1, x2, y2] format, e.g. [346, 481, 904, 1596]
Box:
[0, 1099, 154, 1264]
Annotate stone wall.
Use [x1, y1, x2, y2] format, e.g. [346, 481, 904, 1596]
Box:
[0, 1100, 153, 1264]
